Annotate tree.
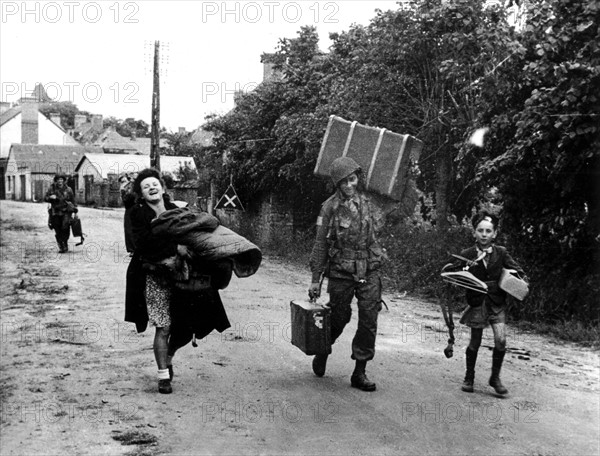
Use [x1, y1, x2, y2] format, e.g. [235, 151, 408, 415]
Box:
[325, 0, 520, 227]
[460, 0, 600, 321]
[203, 26, 331, 222]
[163, 130, 192, 154]
[202, 4, 521, 227]
[39, 101, 90, 129]
[102, 116, 149, 138]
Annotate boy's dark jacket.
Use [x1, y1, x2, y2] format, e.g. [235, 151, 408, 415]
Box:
[124, 196, 230, 348]
[452, 245, 524, 313]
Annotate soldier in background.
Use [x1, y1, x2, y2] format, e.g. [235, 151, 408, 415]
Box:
[45, 173, 77, 253]
[308, 157, 386, 392]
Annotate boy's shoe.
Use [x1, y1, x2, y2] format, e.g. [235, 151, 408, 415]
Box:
[158, 379, 172, 394]
[351, 373, 376, 391]
[489, 376, 508, 395]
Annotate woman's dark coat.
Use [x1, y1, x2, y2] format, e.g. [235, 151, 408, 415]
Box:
[124, 196, 231, 346]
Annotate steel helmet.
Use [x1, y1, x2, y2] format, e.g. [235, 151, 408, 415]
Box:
[330, 157, 361, 186]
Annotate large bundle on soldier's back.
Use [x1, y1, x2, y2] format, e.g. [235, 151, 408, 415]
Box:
[315, 115, 423, 202]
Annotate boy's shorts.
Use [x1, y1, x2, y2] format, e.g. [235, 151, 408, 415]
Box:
[460, 299, 506, 328]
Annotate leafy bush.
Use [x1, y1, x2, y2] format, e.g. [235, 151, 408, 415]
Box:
[264, 227, 314, 267]
[380, 221, 472, 301]
[507, 237, 600, 326]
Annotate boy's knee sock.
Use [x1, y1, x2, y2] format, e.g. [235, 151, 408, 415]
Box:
[491, 348, 506, 376]
[465, 347, 478, 376]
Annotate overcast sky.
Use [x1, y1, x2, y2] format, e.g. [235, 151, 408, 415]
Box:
[1, 1, 401, 131]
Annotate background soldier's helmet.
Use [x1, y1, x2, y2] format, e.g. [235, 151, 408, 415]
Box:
[330, 157, 361, 186]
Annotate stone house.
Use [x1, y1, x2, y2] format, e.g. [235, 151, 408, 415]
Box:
[3, 144, 101, 201]
[0, 101, 79, 198]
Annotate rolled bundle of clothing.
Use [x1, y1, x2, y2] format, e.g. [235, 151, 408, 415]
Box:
[150, 207, 262, 286]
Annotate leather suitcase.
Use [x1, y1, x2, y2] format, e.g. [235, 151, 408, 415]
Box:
[499, 268, 529, 301]
[315, 115, 423, 201]
[70, 217, 82, 238]
[70, 216, 84, 245]
[290, 300, 332, 356]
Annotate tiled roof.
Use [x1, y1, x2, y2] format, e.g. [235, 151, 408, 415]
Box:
[91, 130, 169, 154]
[0, 106, 22, 127]
[9, 144, 103, 174]
[76, 153, 196, 179]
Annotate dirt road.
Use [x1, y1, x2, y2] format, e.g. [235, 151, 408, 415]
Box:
[1, 200, 598, 456]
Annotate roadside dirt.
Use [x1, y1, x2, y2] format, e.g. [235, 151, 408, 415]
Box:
[1, 200, 598, 456]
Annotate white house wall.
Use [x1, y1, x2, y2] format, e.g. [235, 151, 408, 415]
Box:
[76, 157, 103, 194]
[0, 112, 78, 158]
[6, 166, 32, 201]
[38, 113, 78, 147]
[0, 116, 20, 159]
[4, 154, 18, 199]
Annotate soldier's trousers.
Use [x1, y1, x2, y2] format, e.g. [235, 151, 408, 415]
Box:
[327, 271, 382, 361]
[50, 214, 71, 247]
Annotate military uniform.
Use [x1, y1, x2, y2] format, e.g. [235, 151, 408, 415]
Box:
[44, 178, 77, 253]
[309, 190, 385, 361]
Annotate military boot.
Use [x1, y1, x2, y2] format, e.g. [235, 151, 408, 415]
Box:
[462, 347, 478, 393]
[351, 360, 376, 391]
[489, 348, 508, 395]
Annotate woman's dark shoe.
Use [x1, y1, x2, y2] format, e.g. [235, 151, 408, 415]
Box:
[462, 376, 474, 393]
[158, 379, 172, 394]
[351, 372, 376, 391]
[312, 355, 328, 377]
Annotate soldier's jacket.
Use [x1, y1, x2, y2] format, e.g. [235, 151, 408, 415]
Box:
[310, 190, 386, 283]
[44, 184, 76, 216]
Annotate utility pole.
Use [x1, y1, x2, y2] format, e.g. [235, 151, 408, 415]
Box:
[150, 40, 160, 171]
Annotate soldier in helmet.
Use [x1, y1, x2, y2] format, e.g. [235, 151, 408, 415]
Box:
[308, 157, 386, 391]
[44, 173, 77, 253]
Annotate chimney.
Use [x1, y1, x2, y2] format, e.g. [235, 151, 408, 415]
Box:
[21, 101, 39, 144]
[74, 114, 87, 128]
[91, 114, 103, 130]
[263, 62, 277, 81]
[178, 127, 186, 135]
[261, 53, 280, 82]
[0, 101, 10, 114]
[50, 113, 61, 126]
